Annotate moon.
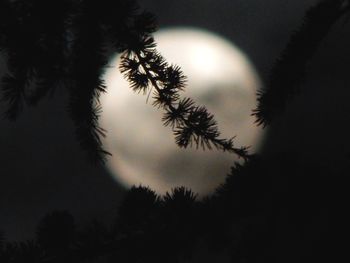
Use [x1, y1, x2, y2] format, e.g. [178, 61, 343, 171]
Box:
[100, 28, 265, 196]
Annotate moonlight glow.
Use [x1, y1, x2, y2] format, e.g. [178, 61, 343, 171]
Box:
[100, 28, 265, 195]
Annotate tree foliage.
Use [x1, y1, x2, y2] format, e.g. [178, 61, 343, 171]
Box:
[253, 0, 350, 126]
[0, 0, 252, 164]
[35, 210, 76, 258]
[0, 0, 155, 163]
[1, 0, 349, 262]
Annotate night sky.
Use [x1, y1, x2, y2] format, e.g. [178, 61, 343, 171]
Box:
[1, 0, 350, 241]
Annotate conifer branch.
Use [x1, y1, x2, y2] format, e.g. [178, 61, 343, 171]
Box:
[253, 0, 350, 126]
[0, 0, 252, 163]
[120, 35, 251, 160]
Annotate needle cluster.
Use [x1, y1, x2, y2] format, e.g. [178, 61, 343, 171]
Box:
[120, 35, 250, 159]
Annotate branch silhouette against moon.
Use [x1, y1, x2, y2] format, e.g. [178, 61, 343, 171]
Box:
[119, 34, 251, 160]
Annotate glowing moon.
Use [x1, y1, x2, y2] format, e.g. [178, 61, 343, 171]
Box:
[100, 28, 265, 196]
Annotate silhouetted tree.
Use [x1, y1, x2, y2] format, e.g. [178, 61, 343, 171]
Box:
[107, 186, 160, 262]
[114, 185, 160, 235]
[159, 187, 200, 262]
[109, 186, 202, 263]
[75, 220, 111, 262]
[35, 210, 76, 261]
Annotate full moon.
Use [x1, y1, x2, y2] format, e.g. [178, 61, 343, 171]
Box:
[100, 28, 265, 196]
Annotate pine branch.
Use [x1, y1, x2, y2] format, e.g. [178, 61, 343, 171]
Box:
[1, 0, 72, 117]
[253, 0, 350, 126]
[120, 35, 251, 160]
[67, 2, 111, 164]
[1, 0, 248, 163]
[0, 0, 157, 164]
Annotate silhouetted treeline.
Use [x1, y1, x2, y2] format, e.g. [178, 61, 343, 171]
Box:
[0, 154, 347, 262]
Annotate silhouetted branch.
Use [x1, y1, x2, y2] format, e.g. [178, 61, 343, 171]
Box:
[0, 0, 155, 164]
[120, 35, 251, 160]
[253, 0, 350, 126]
[0, 0, 74, 119]
[67, 1, 111, 164]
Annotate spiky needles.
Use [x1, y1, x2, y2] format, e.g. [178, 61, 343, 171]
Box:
[120, 35, 250, 160]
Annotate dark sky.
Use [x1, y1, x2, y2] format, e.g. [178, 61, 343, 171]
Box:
[1, 0, 350, 241]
